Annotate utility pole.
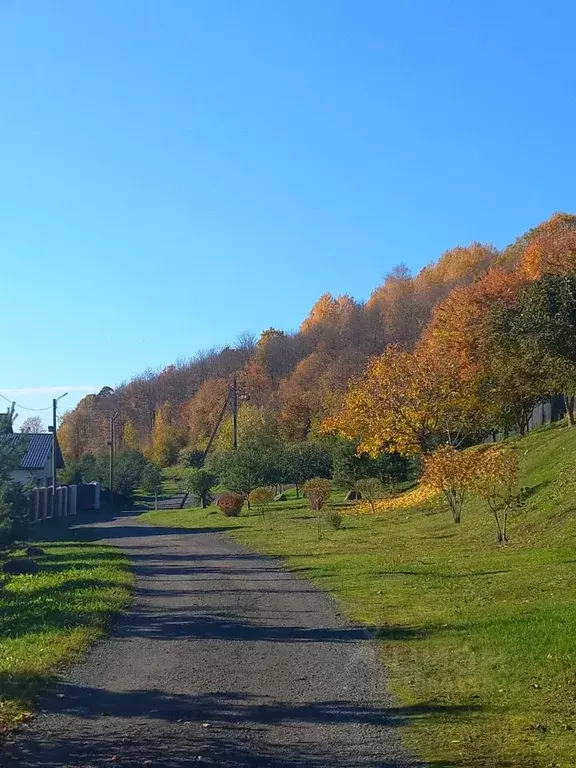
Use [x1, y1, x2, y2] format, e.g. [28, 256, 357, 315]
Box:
[232, 375, 238, 451]
[52, 393, 68, 507]
[108, 411, 119, 506]
[201, 376, 249, 464]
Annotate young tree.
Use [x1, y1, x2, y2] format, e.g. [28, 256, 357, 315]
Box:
[371, 451, 411, 491]
[141, 463, 164, 511]
[355, 477, 384, 514]
[0, 437, 29, 551]
[281, 441, 332, 497]
[216, 436, 283, 502]
[473, 446, 519, 543]
[330, 438, 370, 490]
[184, 468, 217, 509]
[248, 486, 274, 527]
[422, 445, 477, 524]
[303, 478, 333, 539]
[95, 450, 148, 501]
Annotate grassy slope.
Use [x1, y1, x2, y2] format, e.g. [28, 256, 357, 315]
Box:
[143, 423, 576, 768]
[0, 517, 132, 737]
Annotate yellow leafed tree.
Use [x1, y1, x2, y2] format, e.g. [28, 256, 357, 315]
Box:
[323, 344, 486, 457]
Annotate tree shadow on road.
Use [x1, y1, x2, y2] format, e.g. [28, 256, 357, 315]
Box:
[2, 677, 478, 767]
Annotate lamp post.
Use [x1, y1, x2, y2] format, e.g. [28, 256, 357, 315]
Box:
[108, 411, 120, 506]
[52, 392, 68, 507]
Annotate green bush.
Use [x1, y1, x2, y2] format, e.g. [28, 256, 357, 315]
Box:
[0, 481, 29, 551]
[325, 510, 343, 530]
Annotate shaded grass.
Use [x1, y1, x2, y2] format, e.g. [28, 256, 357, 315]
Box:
[0, 516, 132, 737]
[143, 424, 576, 767]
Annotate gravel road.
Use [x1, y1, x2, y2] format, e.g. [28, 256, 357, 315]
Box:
[4, 514, 424, 767]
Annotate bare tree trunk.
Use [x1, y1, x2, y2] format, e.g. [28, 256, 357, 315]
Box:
[491, 509, 503, 543]
[154, 494, 158, 512]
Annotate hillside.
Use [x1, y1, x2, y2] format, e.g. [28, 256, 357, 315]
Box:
[143, 423, 576, 767]
[58, 212, 576, 470]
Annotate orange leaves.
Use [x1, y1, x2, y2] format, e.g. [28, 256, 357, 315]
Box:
[323, 343, 482, 457]
[355, 483, 436, 515]
[300, 293, 358, 334]
[182, 378, 229, 448]
[248, 486, 274, 507]
[239, 360, 273, 408]
[473, 444, 519, 497]
[422, 445, 478, 523]
[520, 213, 576, 280]
[423, 443, 519, 536]
[148, 401, 186, 467]
[419, 268, 526, 380]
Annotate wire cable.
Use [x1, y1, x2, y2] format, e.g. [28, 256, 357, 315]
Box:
[0, 391, 53, 412]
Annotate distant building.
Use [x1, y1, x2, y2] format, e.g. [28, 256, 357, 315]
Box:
[5, 433, 65, 486]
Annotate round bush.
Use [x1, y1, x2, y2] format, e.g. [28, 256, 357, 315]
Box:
[217, 493, 244, 517]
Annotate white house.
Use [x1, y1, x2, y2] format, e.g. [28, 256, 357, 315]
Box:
[7, 433, 65, 486]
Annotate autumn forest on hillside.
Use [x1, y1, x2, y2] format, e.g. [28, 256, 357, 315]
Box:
[59, 213, 576, 499]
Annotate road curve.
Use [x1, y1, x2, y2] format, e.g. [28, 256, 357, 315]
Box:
[4, 514, 423, 767]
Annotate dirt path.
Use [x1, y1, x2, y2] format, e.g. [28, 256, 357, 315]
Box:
[4, 515, 423, 767]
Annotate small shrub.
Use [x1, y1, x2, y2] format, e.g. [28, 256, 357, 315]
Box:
[355, 477, 384, 514]
[325, 511, 343, 530]
[303, 478, 333, 539]
[248, 487, 274, 528]
[303, 478, 332, 511]
[217, 493, 244, 517]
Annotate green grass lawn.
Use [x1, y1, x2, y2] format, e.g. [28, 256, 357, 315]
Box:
[0, 516, 132, 738]
[143, 423, 576, 768]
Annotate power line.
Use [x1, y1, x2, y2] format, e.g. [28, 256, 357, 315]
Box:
[0, 391, 53, 412]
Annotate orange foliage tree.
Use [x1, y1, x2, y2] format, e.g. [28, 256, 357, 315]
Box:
[324, 344, 486, 458]
[519, 213, 576, 279]
[472, 445, 519, 543]
[148, 402, 186, 467]
[419, 268, 526, 383]
[182, 378, 229, 449]
[422, 445, 478, 523]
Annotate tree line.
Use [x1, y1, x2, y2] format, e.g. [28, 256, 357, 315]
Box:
[58, 213, 576, 504]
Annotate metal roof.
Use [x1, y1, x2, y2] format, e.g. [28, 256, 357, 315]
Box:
[4, 433, 65, 470]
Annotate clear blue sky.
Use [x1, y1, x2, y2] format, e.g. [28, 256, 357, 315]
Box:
[2, 1, 575, 425]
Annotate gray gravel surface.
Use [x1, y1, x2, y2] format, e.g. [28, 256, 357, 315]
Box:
[3, 514, 424, 767]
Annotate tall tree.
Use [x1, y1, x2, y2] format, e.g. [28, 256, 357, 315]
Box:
[511, 274, 576, 424]
[324, 344, 486, 457]
[149, 402, 186, 467]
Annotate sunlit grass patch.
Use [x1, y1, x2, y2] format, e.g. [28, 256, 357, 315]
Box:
[0, 532, 132, 737]
[144, 424, 576, 767]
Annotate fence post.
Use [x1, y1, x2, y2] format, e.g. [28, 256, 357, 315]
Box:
[69, 485, 77, 516]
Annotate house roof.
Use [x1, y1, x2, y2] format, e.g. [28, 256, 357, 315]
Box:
[5, 433, 65, 471]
